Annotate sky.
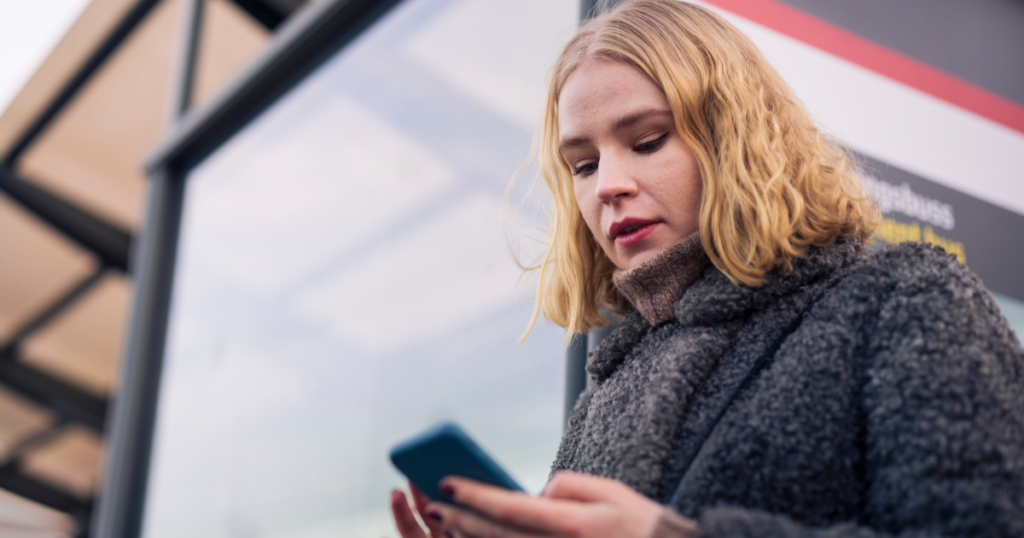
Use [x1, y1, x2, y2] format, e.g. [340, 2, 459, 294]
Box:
[0, 0, 91, 114]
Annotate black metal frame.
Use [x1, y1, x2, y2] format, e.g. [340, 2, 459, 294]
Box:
[145, 0, 402, 173]
[0, 460, 93, 527]
[33, 0, 606, 534]
[109, 2, 610, 535]
[229, 0, 288, 30]
[89, 0, 203, 534]
[0, 0, 161, 530]
[94, 1, 403, 537]
[0, 170, 131, 271]
[0, 349, 108, 433]
[0, 0, 608, 533]
[0, 1, 162, 168]
[0, 0, 303, 535]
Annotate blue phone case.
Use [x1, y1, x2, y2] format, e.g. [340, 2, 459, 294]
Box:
[389, 422, 524, 503]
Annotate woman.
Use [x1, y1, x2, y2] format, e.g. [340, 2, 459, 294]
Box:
[392, 1, 1024, 537]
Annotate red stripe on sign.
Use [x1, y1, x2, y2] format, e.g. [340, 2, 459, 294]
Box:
[703, 0, 1024, 135]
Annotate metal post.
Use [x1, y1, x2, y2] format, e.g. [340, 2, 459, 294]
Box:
[169, 0, 204, 120]
[90, 169, 186, 538]
[563, 320, 620, 429]
[566, 0, 596, 432]
[564, 333, 588, 428]
[91, 1, 201, 537]
[581, 0, 598, 20]
[581, 0, 626, 20]
[587, 323, 616, 355]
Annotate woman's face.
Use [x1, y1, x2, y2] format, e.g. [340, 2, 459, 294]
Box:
[558, 59, 702, 271]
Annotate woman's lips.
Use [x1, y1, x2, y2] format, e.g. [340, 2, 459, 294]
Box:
[615, 222, 658, 246]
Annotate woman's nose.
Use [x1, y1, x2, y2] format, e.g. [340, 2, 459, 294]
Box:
[595, 155, 638, 203]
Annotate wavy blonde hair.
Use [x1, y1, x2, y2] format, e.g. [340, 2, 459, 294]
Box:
[522, 0, 878, 339]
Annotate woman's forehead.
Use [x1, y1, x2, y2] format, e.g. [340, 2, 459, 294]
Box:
[557, 60, 670, 135]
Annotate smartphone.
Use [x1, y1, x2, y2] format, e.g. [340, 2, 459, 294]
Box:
[389, 422, 525, 503]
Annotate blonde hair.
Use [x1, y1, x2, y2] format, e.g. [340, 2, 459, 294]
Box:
[522, 0, 879, 339]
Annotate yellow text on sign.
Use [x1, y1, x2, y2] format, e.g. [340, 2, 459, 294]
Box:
[873, 218, 966, 263]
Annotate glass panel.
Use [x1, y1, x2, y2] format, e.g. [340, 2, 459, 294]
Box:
[142, 1, 578, 537]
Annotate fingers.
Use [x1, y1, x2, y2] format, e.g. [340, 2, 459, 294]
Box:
[429, 502, 540, 538]
[541, 471, 625, 502]
[410, 483, 445, 536]
[432, 474, 665, 538]
[440, 477, 577, 535]
[391, 490, 430, 538]
[544, 474, 668, 538]
[411, 482, 432, 512]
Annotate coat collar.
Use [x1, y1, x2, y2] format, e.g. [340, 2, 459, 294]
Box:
[676, 235, 865, 327]
[587, 237, 865, 382]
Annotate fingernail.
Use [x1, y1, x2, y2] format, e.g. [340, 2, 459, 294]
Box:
[427, 510, 443, 523]
[445, 532, 454, 538]
[441, 484, 455, 497]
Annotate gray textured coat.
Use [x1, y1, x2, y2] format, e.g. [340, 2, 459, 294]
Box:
[553, 238, 1024, 538]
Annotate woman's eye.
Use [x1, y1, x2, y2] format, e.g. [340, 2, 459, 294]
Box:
[573, 162, 598, 176]
[635, 133, 668, 153]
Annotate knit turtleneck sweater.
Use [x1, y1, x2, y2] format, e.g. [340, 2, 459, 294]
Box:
[612, 232, 710, 326]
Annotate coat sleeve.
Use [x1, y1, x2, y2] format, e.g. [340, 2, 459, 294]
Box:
[695, 246, 1024, 538]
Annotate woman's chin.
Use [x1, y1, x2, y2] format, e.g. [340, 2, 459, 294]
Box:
[618, 250, 660, 272]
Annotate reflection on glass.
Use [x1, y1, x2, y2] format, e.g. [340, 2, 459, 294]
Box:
[141, 1, 578, 537]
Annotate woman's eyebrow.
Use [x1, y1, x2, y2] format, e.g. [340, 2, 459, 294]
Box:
[559, 109, 673, 154]
[613, 108, 672, 131]
[559, 136, 590, 153]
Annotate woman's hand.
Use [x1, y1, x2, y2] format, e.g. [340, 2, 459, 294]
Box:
[420, 471, 684, 538]
[391, 482, 446, 538]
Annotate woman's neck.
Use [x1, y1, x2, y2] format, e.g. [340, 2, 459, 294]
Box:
[612, 232, 709, 325]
